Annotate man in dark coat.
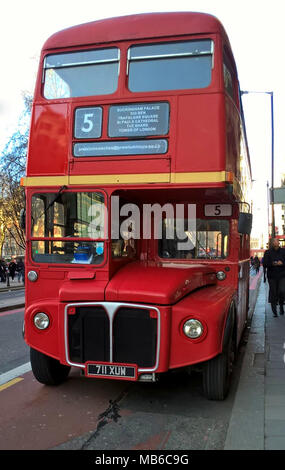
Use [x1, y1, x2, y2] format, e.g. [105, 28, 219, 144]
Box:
[253, 255, 260, 274]
[8, 260, 17, 281]
[263, 238, 285, 317]
[0, 260, 6, 282]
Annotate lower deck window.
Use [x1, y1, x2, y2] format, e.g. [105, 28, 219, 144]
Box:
[159, 218, 229, 259]
[31, 191, 105, 265]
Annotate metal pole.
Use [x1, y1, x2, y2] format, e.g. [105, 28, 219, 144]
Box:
[267, 181, 270, 239]
[241, 90, 275, 239]
[6, 265, 10, 287]
[270, 92, 275, 238]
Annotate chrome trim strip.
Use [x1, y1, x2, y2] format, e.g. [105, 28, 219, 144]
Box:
[46, 58, 119, 69]
[64, 302, 161, 373]
[44, 50, 120, 70]
[130, 51, 212, 61]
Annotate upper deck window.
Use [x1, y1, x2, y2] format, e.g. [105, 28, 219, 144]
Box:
[128, 40, 213, 93]
[223, 63, 234, 99]
[223, 48, 237, 104]
[43, 48, 120, 99]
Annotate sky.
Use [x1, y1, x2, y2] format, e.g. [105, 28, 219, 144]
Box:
[1, 0, 285, 242]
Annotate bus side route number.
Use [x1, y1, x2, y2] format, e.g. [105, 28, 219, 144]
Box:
[204, 204, 232, 216]
[74, 107, 103, 139]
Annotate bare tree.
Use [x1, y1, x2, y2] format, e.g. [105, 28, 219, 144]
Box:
[0, 92, 32, 253]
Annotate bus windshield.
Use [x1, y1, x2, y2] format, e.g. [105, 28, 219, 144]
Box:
[43, 47, 120, 99]
[31, 192, 105, 265]
[159, 218, 229, 259]
[128, 39, 213, 92]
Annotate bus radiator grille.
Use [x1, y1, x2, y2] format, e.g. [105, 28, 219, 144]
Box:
[67, 306, 157, 368]
[113, 307, 157, 367]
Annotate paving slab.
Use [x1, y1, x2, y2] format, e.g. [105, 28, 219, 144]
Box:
[224, 278, 265, 450]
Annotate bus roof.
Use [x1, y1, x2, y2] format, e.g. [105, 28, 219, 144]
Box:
[43, 12, 229, 51]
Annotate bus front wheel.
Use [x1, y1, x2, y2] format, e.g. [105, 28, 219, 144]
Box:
[30, 347, 71, 385]
[202, 333, 234, 401]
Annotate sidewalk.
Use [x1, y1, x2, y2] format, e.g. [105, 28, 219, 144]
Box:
[0, 278, 25, 312]
[225, 276, 285, 450]
[0, 278, 25, 291]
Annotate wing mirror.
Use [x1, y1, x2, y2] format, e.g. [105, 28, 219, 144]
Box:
[238, 212, 252, 235]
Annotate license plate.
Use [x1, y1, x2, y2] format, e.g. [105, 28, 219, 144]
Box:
[86, 363, 137, 380]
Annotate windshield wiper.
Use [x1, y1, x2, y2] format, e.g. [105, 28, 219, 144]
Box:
[32, 185, 67, 229]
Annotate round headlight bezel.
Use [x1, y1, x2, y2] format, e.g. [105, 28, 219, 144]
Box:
[183, 318, 204, 340]
[33, 312, 50, 330]
[216, 270, 226, 281]
[28, 270, 38, 282]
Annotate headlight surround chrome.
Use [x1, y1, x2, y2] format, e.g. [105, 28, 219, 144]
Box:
[33, 312, 50, 330]
[216, 270, 226, 281]
[183, 319, 204, 339]
[28, 270, 38, 282]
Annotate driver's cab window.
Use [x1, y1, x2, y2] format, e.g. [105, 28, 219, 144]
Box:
[159, 218, 229, 259]
[111, 198, 137, 259]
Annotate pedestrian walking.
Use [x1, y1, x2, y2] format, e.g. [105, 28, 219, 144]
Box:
[253, 255, 260, 274]
[16, 259, 25, 284]
[8, 259, 17, 281]
[261, 256, 266, 282]
[0, 259, 6, 282]
[263, 238, 285, 317]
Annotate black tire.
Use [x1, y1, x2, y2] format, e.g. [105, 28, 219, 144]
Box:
[30, 347, 71, 385]
[202, 327, 235, 401]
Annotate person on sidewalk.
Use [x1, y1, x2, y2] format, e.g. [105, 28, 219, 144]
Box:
[0, 259, 6, 282]
[8, 259, 17, 281]
[16, 259, 25, 284]
[253, 255, 260, 274]
[263, 238, 285, 317]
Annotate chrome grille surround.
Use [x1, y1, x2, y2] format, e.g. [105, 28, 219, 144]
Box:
[64, 302, 160, 374]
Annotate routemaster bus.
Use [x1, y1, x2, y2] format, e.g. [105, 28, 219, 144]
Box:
[21, 12, 252, 400]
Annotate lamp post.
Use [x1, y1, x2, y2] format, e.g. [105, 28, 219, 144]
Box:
[241, 90, 275, 238]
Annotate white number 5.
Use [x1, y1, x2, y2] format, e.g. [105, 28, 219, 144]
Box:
[214, 205, 221, 215]
[82, 113, 94, 133]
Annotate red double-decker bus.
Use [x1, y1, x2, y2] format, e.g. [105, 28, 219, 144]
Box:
[21, 12, 252, 400]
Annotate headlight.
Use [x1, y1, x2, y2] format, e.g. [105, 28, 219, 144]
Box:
[216, 271, 226, 281]
[33, 312, 50, 330]
[183, 319, 203, 339]
[28, 270, 38, 282]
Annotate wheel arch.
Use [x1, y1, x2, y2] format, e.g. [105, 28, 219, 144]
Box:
[222, 299, 237, 351]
